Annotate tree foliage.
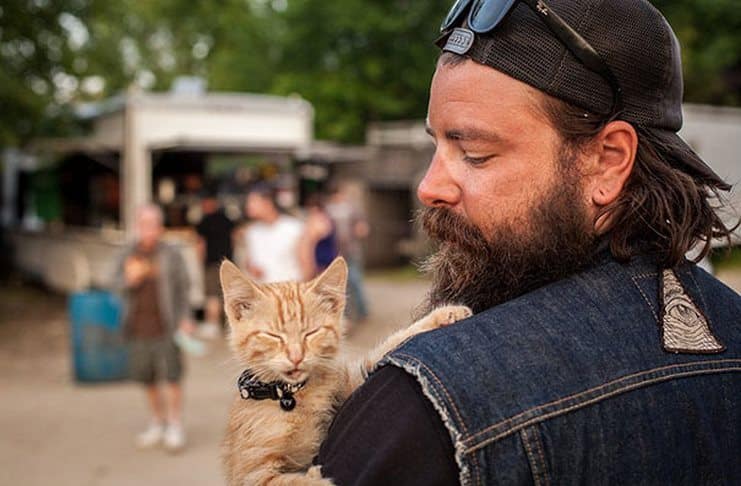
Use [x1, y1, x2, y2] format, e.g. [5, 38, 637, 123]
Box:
[1, 0, 739, 146]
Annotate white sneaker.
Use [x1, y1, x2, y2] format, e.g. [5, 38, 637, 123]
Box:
[163, 423, 186, 452]
[136, 421, 165, 449]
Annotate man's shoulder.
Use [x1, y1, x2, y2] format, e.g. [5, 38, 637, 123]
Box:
[386, 257, 740, 435]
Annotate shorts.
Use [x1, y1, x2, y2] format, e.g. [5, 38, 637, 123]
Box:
[128, 337, 183, 384]
[204, 263, 222, 298]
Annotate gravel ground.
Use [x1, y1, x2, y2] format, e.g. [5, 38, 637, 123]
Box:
[0, 269, 738, 486]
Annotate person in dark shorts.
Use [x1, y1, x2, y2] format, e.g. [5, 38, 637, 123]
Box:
[195, 192, 236, 338]
[113, 204, 193, 452]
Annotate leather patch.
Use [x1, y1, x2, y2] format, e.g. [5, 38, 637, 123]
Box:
[443, 27, 475, 55]
[660, 269, 725, 354]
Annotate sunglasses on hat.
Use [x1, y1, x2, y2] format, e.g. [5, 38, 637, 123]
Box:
[441, 0, 623, 117]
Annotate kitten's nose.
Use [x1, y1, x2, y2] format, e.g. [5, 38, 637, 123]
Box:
[287, 347, 304, 367]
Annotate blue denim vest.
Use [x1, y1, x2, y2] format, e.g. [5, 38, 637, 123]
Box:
[381, 254, 741, 485]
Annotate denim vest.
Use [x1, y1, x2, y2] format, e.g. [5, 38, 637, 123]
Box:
[381, 254, 741, 485]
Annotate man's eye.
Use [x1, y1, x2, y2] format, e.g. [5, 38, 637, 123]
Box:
[463, 154, 494, 165]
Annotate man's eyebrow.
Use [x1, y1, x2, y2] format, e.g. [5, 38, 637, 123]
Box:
[424, 123, 503, 143]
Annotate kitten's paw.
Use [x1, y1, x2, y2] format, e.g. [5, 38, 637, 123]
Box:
[306, 466, 333, 485]
[431, 305, 473, 327]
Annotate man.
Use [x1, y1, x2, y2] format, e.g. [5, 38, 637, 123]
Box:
[242, 183, 305, 282]
[316, 0, 740, 484]
[326, 181, 371, 323]
[113, 204, 193, 452]
[195, 190, 236, 338]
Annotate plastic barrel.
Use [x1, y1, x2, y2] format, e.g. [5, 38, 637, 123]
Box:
[69, 291, 129, 382]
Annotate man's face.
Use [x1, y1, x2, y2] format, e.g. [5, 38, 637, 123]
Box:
[246, 193, 272, 221]
[136, 208, 163, 251]
[417, 58, 597, 314]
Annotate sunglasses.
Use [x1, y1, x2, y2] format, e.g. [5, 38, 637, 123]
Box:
[441, 0, 623, 116]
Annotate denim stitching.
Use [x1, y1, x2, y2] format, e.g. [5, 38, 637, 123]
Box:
[463, 359, 741, 445]
[466, 359, 741, 442]
[520, 428, 544, 486]
[687, 269, 709, 311]
[630, 274, 659, 322]
[464, 364, 741, 453]
[530, 425, 551, 486]
[520, 426, 550, 486]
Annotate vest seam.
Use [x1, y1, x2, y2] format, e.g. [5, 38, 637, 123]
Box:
[463, 363, 741, 454]
[530, 425, 551, 486]
[687, 268, 710, 313]
[630, 274, 659, 323]
[466, 366, 741, 454]
[520, 426, 551, 486]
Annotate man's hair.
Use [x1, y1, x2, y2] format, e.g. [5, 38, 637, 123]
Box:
[438, 52, 736, 267]
[136, 203, 164, 225]
[539, 95, 736, 267]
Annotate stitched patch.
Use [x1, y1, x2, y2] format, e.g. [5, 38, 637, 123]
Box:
[660, 269, 725, 354]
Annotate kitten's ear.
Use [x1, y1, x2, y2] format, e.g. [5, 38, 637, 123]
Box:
[308, 257, 348, 313]
[220, 259, 265, 322]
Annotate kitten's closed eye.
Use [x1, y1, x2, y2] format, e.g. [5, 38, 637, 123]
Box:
[304, 328, 322, 339]
[256, 331, 284, 342]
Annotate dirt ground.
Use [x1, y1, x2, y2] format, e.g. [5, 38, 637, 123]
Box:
[1, 269, 739, 486]
[0, 275, 430, 486]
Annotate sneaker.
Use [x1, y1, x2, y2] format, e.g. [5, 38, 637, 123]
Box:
[163, 423, 186, 452]
[136, 421, 165, 449]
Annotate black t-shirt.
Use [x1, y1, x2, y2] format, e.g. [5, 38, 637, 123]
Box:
[196, 209, 235, 264]
[316, 366, 460, 485]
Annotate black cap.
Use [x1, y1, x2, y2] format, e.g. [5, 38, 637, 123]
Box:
[437, 0, 730, 190]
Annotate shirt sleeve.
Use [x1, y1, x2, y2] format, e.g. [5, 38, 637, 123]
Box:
[316, 365, 460, 486]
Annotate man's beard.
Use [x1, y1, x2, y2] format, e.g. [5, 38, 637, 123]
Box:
[417, 156, 598, 316]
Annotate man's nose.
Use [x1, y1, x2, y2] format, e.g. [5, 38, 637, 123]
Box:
[417, 154, 461, 207]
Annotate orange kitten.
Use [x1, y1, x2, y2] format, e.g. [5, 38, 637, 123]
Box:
[220, 257, 472, 486]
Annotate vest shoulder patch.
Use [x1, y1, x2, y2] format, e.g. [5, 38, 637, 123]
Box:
[660, 269, 725, 354]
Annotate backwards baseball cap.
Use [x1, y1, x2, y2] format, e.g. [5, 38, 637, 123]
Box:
[436, 0, 731, 190]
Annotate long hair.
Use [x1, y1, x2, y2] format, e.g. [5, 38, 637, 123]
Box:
[539, 96, 737, 267]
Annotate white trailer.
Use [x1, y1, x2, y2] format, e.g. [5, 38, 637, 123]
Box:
[4, 90, 314, 298]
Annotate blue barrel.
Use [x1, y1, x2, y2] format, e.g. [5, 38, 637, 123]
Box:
[69, 291, 129, 382]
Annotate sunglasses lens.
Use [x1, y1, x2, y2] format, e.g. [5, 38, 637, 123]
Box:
[469, 0, 518, 33]
[441, 0, 474, 31]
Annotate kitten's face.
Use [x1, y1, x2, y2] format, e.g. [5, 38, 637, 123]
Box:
[220, 258, 348, 385]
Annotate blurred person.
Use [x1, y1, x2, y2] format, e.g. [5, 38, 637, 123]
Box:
[242, 183, 304, 283]
[113, 204, 193, 452]
[195, 190, 236, 339]
[316, 1, 741, 484]
[300, 193, 339, 279]
[326, 182, 370, 323]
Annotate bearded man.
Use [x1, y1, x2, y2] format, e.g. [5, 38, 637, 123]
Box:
[316, 0, 740, 484]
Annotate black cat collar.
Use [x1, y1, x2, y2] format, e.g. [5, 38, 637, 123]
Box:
[237, 369, 306, 412]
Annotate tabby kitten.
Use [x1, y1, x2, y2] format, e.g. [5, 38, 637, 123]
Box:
[220, 257, 472, 486]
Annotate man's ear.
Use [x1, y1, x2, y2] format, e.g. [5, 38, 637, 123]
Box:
[586, 120, 638, 233]
[308, 257, 348, 314]
[219, 259, 264, 323]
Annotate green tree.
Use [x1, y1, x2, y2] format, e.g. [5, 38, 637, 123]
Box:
[269, 0, 450, 142]
[0, 0, 91, 145]
[654, 0, 741, 106]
